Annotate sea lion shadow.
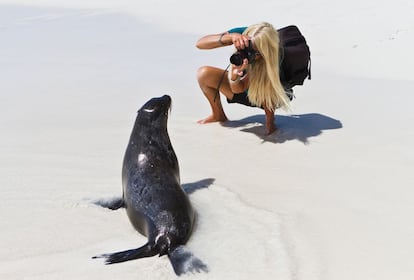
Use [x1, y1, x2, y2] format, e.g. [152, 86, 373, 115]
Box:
[182, 178, 215, 194]
[222, 113, 343, 144]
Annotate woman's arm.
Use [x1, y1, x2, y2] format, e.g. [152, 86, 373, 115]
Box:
[196, 32, 250, 49]
[196, 32, 230, 49]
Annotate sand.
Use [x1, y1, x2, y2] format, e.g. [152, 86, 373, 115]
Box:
[1, 1, 413, 279]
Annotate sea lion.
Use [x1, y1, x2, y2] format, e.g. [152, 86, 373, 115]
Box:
[93, 95, 208, 276]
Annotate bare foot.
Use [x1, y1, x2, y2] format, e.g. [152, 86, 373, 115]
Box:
[197, 115, 228, 124]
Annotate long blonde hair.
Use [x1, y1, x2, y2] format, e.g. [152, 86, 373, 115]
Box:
[243, 22, 289, 111]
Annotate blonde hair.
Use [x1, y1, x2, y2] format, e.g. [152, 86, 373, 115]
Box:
[243, 22, 289, 111]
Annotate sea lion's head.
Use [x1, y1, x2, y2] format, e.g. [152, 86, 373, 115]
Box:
[136, 95, 171, 128]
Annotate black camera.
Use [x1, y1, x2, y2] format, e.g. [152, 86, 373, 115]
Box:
[229, 40, 257, 66]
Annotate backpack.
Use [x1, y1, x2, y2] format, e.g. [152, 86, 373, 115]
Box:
[278, 25, 311, 89]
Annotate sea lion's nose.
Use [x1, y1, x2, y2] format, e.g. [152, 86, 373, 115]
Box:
[161, 94, 171, 101]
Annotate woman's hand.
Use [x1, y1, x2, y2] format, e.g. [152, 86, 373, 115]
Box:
[230, 33, 250, 50]
[229, 59, 249, 81]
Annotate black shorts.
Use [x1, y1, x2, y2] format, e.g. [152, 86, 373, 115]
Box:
[227, 92, 258, 108]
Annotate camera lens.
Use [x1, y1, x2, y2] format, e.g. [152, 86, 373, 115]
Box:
[229, 40, 255, 66]
[230, 53, 244, 66]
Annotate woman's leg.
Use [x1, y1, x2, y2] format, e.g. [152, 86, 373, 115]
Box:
[264, 107, 277, 135]
[196, 66, 234, 123]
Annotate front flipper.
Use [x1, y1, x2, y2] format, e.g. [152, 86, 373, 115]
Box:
[168, 245, 208, 275]
[93, 197, 124, 210]
[93, 243, 157, 264]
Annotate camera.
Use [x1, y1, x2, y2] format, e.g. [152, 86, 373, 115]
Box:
[229, 40, 257, 66]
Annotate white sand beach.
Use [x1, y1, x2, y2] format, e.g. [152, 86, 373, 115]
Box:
[0, 1, 413, 279]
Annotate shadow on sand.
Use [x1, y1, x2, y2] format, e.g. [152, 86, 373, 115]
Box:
[221, 113, 343, 144]
[182, 178, 215, 194]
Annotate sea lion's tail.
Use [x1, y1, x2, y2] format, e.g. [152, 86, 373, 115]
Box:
[168, 245, 208, 276]
[93, 243, 157, 264]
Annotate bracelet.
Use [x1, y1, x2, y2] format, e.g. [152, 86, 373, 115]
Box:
[218, 33, 225, 46]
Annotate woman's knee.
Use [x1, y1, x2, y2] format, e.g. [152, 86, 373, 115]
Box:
[197, 66, 212, 83]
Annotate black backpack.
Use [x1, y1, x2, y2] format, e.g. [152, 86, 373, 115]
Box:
[278, 25, 311, 89]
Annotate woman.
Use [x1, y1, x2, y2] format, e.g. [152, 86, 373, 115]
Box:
[196, 22, 290, 135]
